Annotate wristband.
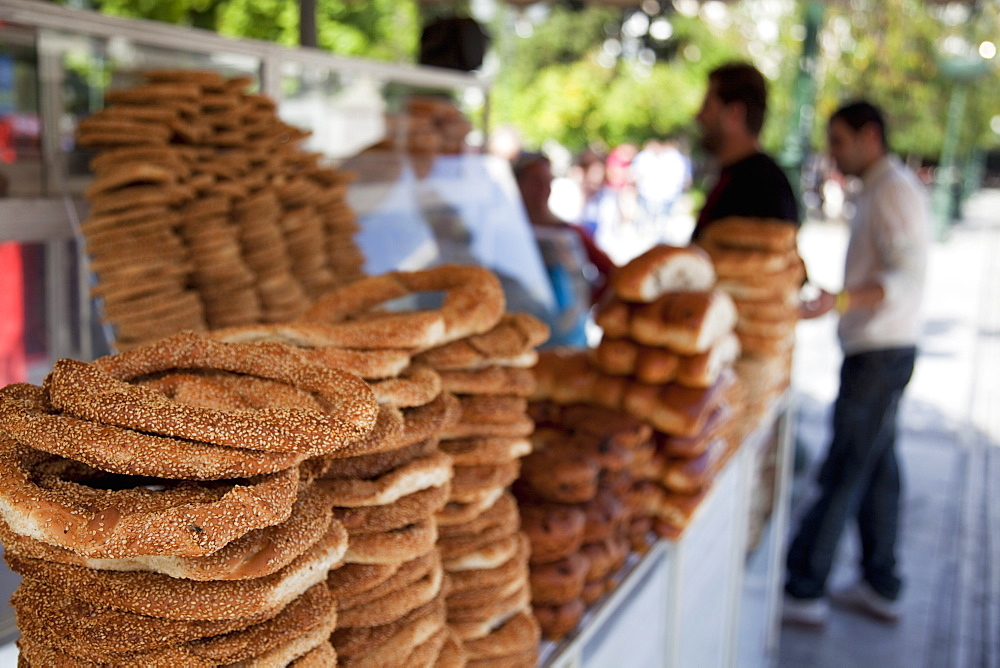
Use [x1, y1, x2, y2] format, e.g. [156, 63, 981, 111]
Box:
[835, 291, 850, 314]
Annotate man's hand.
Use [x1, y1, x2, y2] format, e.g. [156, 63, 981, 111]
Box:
[799, 289, 836, 320]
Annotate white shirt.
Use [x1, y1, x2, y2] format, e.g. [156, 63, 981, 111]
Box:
[838, 155, 930, 355]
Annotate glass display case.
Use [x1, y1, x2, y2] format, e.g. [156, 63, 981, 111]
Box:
[0, 0, 553, 377]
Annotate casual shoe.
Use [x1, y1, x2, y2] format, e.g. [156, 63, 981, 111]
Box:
[831, 580, 901, 624]
[782, 593, 829, 628]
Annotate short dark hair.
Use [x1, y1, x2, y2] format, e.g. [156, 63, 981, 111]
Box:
[512, 151, 550, 183]
[830, 101, 888, 150]
[708, 62, 768, 136]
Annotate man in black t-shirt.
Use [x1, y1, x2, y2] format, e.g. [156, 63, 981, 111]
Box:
[692, 62, 799, 240]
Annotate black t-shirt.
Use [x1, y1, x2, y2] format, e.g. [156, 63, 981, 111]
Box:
[693, 152, 799, 240]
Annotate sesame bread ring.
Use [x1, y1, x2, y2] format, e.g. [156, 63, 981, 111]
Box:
[335, 551, 438, 612]
[4, 525, 346, 621]
[436, 486, 506, 526]
[412, 313, 548, 371]
[337, 483, 449, 535]
[521, 505, 587, 566]
[447, 530, 530, 597]
[530, 552, 590, 605]
[450, 460, 521, 502]
[442, 532, 523, 573]
[331, 392, 460, 459]
[451, 603, 529, 642]
[467, 647, 538, 668]
[343, 519, 438, 565]
[533, 598, 585, 641]
[437, 492, 519, 540]
[289, 641, 338, 667]
[301, 265, 505, 350]
[0, 482, 338, 581]
[455, 394, 529, 424]
[319, 451, 453, 508]
[332, 592, 445, 659]
[438, 514, 520, 563]
[326, 561, 402, 601]
[336, 598, 445, 668]
[462, 610, 541, 661]
[445, 571, 525, 610]
[403, 626, 450, 668]
[439, 414, 535, 440]
[446, 580, 530, 624]
[369, 365, 442, 408]
[435, 630, 468, 668]
[338, 560, 444, 628]
[19, 581, 336, 667]
[0, 439, 299, 558]
[321, 436, 439, 481]
[440, 436, 532, 467]
[68, 332, 379, 454]
[437, 366, 536, 396]
[11, 579, 277, 655]
[581, 492, 630, 544]
[0, 384, 306, 480]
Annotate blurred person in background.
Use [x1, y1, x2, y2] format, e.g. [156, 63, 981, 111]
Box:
[513, 152, 615, 347]
[692, 62, 799, 238]
[783, 101, 929, 628]
[631, 138, 688, 241]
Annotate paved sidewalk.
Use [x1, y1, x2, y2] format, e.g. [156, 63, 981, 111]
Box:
[778, 188, 1000, 668]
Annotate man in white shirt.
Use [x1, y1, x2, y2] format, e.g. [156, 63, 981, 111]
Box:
[784, 101, 930, 627]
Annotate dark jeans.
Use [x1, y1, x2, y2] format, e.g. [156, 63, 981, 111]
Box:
[786, 346, 916, 601]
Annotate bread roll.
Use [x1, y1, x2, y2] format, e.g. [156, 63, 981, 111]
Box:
[612, 245, 715, 303]
[697, 216, 797, 252]
[630, 291, 737, 355]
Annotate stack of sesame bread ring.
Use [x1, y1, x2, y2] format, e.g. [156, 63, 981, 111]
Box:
[78, 69, 365, 349]
[0, 331, 389, 665]
[406, 293, 549, 667]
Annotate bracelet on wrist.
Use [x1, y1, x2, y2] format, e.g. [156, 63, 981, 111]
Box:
[835, 291, 850, 314]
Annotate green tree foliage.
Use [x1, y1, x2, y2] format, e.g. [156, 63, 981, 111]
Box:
[53, 0, 419, 62]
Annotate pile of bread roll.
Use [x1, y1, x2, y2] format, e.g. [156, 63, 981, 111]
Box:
[412, 313, 549, 667]
[78, 69, 365, 349]
[531, 245, 745, 538]
[515, 402, 653, 640]
[0, 331, 393, 665]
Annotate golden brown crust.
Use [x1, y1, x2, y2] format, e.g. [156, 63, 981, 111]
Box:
[612, 244, 715, 302]
[629, 291, 738, 355]
[0, 483, 337, 581]
[11, 579, 276, 655]
[533, 598, 585, 641]
[462, 610, 541, 661]
[696, 216, 798, 252]
[18, 581, 336, 666]
[5, 525, 347, 620]
[68, 333, 379, 455]
[343, 519, 438, 565]
[412, 313, 548, 371]
[530, 552, 590, 605]
[0, 438, 300, 558]
[369, 365, 442, 408]
[437, 365, 537, 397]
[338, 561, 444, 628]
[336, 483, 449, 535]
[521, 504, 587, 565]
[335, 551, 438, 611]
[302, 265, 505, 350]
[319, 451, 453, 508]
[439, 436, 531, 467]
[0, 384, 306, 480]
